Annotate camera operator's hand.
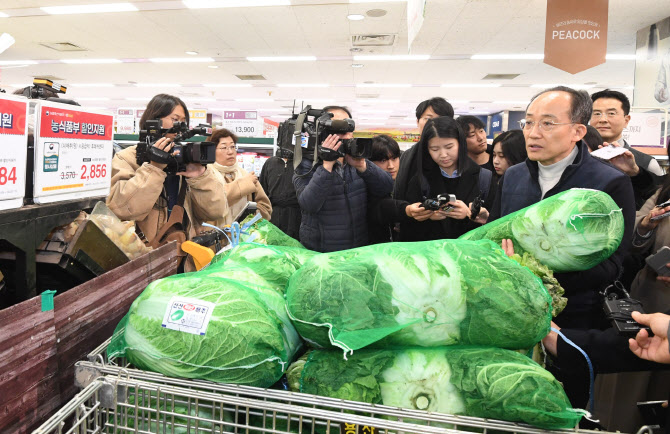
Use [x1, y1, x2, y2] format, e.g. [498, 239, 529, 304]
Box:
[429, 210, 449, 221]
[150, 137, 174, 170]
[629, 311, 670, 364]
[638, 204, 670, 236]
[472, 206, 489, 225]
[345, 155, 367, 173]
[405, 203, 434, 221]
[321, 134, 342, 173]
[445, 200, 471, 220]
[176, 163, 206, 178]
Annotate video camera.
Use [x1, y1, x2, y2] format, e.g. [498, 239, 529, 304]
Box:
[23, 77, 80, 106]
[137, 120, 216, 175]
[420, 194, 457, 211]
[277, 105, 373, 168]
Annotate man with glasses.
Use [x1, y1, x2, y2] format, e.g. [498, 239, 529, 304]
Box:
[590, 89, 664, 209]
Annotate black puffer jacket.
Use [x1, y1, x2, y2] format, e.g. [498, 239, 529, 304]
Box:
[293, 158, 394, 252]
[259, 156, 301, 240]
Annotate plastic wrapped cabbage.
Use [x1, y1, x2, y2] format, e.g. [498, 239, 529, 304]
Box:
[288, 347, 583, 429]
[286, 239, 552, 352]
[460, 188, 624, 272]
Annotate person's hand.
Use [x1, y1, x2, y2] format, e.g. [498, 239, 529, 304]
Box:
[429, 209, 449, 221]
[638, 204, 670, 235]
[657, 264, 670, 286]
[243, 172, 259, 185]
[176, 163, 206, 178]
[444, 200, 471, 220]
[501, 239, 515, 257]
[320, 134, 341, 172]
[149, 137, 174, 170]
[542, 321, 561, 357]
[629, 311, 670, 364]
[472, 205, 489, 225]
[609, 150, 640, 176]
[345, 155, 367, 172]
[405, 203, 434, 221]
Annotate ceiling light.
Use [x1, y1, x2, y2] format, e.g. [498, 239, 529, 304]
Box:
[184, 0, 290, 8]
[606, 54, 636, 60]
[185, 51, 198, 55]
[0, 60, 37, 65]
[471, 54, 544, 60]
[356, 99, 400, 104]
[347, 14, 365, 20]
[70, 83, 115, 87]
[448, 100, 470, 104]
[61, 58, 122, 64]
[0, 33, 14, 55]
[235, 98, 274, 102]
[136, 83, 182, 88]
[356, 83, 412, 88]
[205, 83, 252, 87]
[247, 56, 317, 62]
[353, 55, 429, 61]
[0, 12, 9, 18]
[74, 97, 110, 101]
[208, 65, 219, 69]
[531, 84, 594, 89]
[41, 3, 138, 14]
[149, 57, 215, 63]
[277, 83, 329, 88]
[441, 83, 501, 88]
[351, 63, 364, 68]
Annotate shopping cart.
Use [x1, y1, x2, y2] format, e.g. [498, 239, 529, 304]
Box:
[40, 337, 639, 434]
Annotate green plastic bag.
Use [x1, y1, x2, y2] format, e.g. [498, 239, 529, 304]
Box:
[460, 188, 624, 272]
[288, 347, 583, 429]
[204, 242, 317, 293]
[286, 239, 552, 352]
[239, 216, 304, 248]
[108, 274, 301, 387]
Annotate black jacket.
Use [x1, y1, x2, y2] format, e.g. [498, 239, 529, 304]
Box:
[624, 141, 664, 210]
[258, 156, 301, 240]
[489, 140, 636, 329]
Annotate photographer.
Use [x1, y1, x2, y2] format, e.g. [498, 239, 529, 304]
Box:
[293, 106, 394, 252]
[107, 94, 227, 248]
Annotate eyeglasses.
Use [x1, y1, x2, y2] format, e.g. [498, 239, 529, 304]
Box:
[591, 111, 620, 120]
[217, 144, 238, 152]
[519, 119, 575, 132]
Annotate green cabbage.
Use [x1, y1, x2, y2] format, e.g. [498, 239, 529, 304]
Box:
[510, 252, 567, 316]
[239, 216, 304, 248]
[289, 347, 583, 429]
[285, 239, 552, 352]
[108, 274, 301, 387]
[460, 188, 624, 272]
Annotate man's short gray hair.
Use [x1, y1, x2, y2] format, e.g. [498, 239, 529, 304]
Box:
[527, 86, 593, 125]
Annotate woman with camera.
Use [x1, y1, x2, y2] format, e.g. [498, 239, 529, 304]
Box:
[107, 94, 228, 250]
[394, 116, 493, 241]
[206, 128, 272, 228]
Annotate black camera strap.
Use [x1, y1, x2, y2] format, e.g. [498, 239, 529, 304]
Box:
[292, 110, 308, 170]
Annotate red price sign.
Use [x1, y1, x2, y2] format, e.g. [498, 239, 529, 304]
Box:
[0, 167, 17, 185]
[80, 164, 107, 180]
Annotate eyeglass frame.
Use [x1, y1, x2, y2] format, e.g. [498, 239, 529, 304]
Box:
[216, 144, 239, 152]
[518, 118, 577, 132]
[591, 110, 624, 120]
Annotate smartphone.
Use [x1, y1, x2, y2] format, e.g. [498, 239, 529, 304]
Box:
[637, 400, 667, 427]
[650, 210, 670, 221]
[234, 201, 258, 223]
[655, 200, 670, 209]
[441, 194, 457, 212]
[645, 246, 670, 277]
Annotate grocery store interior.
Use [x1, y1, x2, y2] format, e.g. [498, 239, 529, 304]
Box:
[2, 1, 670, 433]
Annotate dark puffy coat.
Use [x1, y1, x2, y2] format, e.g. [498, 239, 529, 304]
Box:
[489, 140, 635, 330]
[293, 158, 394, 252]
[258, 156, 301, 240]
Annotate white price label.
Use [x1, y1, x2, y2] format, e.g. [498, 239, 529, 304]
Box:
[0, 95, 28, 211]
[223, 111, 258, 137]
[33, 101, 114, 203]
[161, 296, 215, 336]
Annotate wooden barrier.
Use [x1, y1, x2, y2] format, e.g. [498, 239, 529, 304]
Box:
[0, 242, 180, 433]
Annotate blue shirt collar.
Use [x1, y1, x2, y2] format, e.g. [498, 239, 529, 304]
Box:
[440, 168, 459, 178]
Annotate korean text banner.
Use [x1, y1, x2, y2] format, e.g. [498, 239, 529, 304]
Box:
[544, 0, 608, 74]
[39, 106, 113, 140]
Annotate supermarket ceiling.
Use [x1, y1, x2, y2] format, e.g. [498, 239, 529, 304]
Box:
[0, 0, 669, 127]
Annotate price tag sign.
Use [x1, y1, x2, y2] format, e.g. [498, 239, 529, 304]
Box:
[33, 101, 114, 203]
[115, 108, 136, 134]
[189, 109, 208, 128]
[223, 110, 258, 137]
[161, 296, 215, 336]
[0, 95, 28, 211]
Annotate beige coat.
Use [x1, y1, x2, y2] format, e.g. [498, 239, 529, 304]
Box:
[107, 146, 229, 242]
[208, 162, 272, 228]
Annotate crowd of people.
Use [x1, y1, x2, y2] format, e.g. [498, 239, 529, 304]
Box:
[106, 88, 670, 430]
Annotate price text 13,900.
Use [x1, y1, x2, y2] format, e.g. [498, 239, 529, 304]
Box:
[234, 126, 255, 133]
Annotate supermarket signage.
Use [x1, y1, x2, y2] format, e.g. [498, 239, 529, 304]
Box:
[223, 110, 258, 137]
[624, 112, 665, 147]
[189, 109, 208, 129]
[340, 422, 377, 433]
[162, 296, 215, 336]
[116, 108, 136, 134]
[33, 101, 114, 203]
[0, 95, 28, 211]
[544, 0, 608, 74]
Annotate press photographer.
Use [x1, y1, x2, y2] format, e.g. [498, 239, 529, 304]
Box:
[287, 105, 394, 252]
[107, 94, 227, 256]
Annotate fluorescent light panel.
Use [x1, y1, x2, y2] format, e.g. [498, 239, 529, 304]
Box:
[136, 83, 182, 87]
[235, 98, 274, 102]
[61, 58, 121, 64]
[471, 54, 544, 60]
[531, 84, 594, 89]
[277, 83, 329, 88]
[0, 60, 37, 65]
[356, 99, 401, 104]
[70, 83, 115, 87]
[0, 12, 9, 18]
[149, 57, 215, 63]
[41, 3, 138, 14]
[353, 55, 429, 61]
[247, 56, 316, 62]
[356, 83, 412, 88]
[184, 0, 290, 8]
[441, 83, 500, 88]
[205, 83, 252, 88]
